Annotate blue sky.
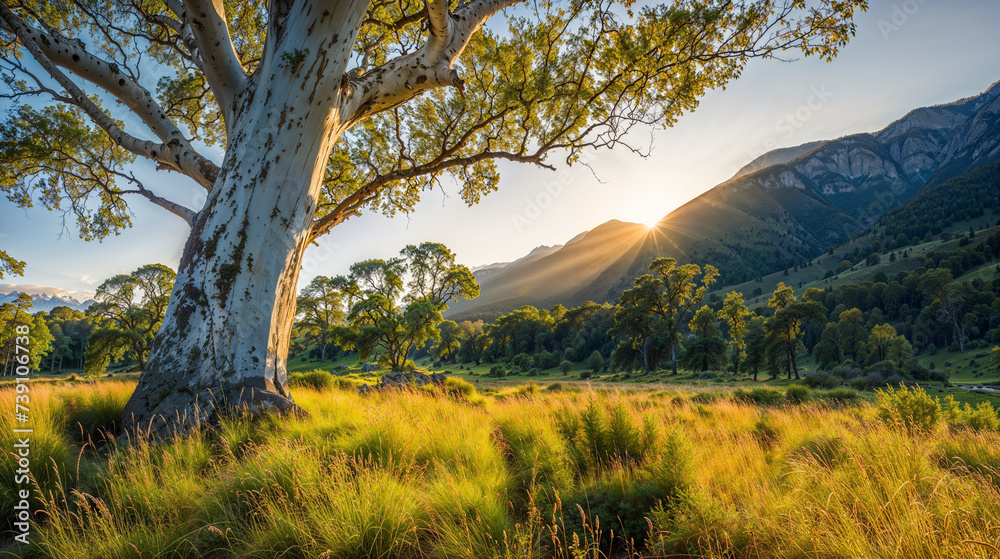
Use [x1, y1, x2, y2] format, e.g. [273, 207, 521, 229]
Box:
[3, 0, 1000, 299]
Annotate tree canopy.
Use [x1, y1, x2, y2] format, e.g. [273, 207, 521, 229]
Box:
[336, 242, 478, 371]
[0, 0, 867, 431]
[1, 0, 867, 240]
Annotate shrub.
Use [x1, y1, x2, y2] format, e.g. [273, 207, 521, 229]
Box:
[697, 371, 718, 380]
[803, 373, 840, 389]
[67, 381, 132, 439]
[586, 350, 605, 372]
[579, 370, 593, 380]
[443, 377, 482, 404]
[875, 385, 941, 433]
[752, 416, 781, 449]
[690, 392, 719, 404]
[511, 353, 532, 371]
[562, 469, 661, 552]
[535, 350, 561, 370]
[565, 400, 657, 473]
[790, 435, 845, 469]
[943, 396, 1000, 432]
[492, 417, 573, 510]
[785, 384, 810, 404]
[289, 369, 335, 390]
[732, 387, 785, 406]
[823, 388, 860, 402]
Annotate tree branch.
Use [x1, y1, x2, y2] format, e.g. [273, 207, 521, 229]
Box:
[343, 0, 522, 124]
[180, 0, 249, 126]
[424, 0, 450, 60]
[0, 4, 220, 189]
[132, 186, 197, 226]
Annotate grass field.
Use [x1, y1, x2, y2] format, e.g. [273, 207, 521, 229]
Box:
[1, 377, 999, 558]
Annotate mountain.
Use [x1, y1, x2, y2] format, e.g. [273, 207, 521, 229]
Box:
[450, 81, 1000, 321]
[0, 290, 96, 313]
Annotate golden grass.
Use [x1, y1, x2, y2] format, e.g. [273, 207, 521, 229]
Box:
[0, 381, 996, 558]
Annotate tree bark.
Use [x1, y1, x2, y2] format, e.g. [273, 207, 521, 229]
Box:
[122, 0, 366, 436]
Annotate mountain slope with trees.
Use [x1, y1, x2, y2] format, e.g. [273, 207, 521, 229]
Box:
[452, 81, 1000, 321]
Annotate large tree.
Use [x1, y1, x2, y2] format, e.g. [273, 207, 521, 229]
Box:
[0, 0, 866, 432]
[84, 264, 176, 375]
[0, 293, 52, 375]
[718, 290, 754, 376]
[337, 242, 477, 371]
[764, 282, 824, 379]
[296, 275, 345, 362]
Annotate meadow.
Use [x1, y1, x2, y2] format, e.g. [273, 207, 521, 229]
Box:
[1, 378, 999, 559]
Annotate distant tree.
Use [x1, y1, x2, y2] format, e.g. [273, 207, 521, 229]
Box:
[742, 317, 768, 382]
[586, 350, 605, 373]
[455, 320, 487, 365]
[887, 334, 913, 369]
[836, 308, 867, 363]
[337, 243, 478, 371]
[680, 305, 727, 372]
[0, 294, 53, 374]
[656, 258, 719, 374]
[611, 258, 719, 374]
[41, 306, 96, 371]
[718, 292, 754, 376]
[867, 253, 881, 266]
[296, 276, 346, 362]
[813, 322, 843, 370]
[85, 264, 175, 375]
[839, 260, 853, 273]
[764, 283, 825, 379]
[610, 276, 667, 373]
[434, 320, 463, 362]
[866, 323, 897, 364]
[559, 360, 573, 374]
[934, 285, 974, 352]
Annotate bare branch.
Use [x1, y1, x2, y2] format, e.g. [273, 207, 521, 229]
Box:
[424, 0, 450, 60]
[133, 186, 197, 226]
[0, 4, 220, 189]
[343, 0, 522, 123]
[180, 0, 249, 125]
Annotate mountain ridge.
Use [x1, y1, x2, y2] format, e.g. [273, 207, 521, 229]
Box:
[449, 80, 1000, 322]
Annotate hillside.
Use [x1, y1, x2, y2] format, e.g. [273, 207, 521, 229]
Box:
[450, 81, 1000, 321]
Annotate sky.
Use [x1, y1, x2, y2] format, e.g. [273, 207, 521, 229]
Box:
[3, 0, 1000, 300]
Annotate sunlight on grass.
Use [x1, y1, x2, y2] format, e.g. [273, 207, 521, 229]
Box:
[0, 381, 998, 558]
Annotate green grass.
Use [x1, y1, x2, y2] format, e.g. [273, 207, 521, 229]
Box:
[1, 381, 999, 558]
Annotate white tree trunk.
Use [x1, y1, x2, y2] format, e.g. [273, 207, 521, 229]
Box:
[122, 0, 365, 435]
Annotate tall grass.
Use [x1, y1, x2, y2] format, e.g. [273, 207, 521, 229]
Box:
[0, 383, 997, 558]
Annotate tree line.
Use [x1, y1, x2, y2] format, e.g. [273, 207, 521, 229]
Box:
[0, 264, 174, 376]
